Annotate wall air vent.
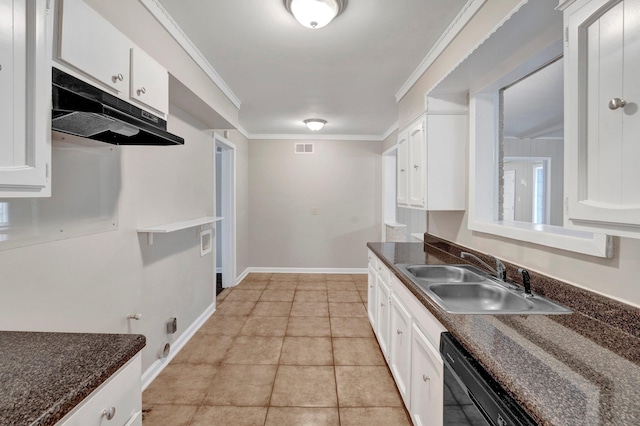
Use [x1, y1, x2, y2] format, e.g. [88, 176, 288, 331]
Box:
[295, 143, 314, 154]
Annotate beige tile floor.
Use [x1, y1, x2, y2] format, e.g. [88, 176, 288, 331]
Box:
[143, 273, 412, 426]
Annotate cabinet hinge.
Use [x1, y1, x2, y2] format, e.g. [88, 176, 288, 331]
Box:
[46, 0, 52, 11]
[46, 162, 50, 179]
[565, 27, 569, 43]
[564, 195, 569, 215]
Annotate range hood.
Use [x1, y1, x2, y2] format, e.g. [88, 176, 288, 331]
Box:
[52, 68, 184, 146]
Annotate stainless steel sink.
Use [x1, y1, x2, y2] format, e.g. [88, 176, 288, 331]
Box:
[396, 264, 572, 315]
[404, 264, 486, 283]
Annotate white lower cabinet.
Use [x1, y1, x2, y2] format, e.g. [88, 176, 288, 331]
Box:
[389, 292, 412, 407]
[367, 250, 378, 328]
[367, 252, 446, 426]
[410, 324, 444, 426]
[57, 354, 142, 426]
[375, 270, 391, 360]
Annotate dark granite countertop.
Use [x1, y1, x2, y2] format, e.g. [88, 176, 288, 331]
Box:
[0, 332, 145, 426]
[368, 238, 640, 426]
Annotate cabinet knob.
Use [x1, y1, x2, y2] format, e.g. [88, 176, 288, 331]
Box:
[396, 329, 402, 335]
[423, 374, 430, 382]
[102, 407, 116, 420]
[608, 98, 627, 110]
[400, 169, 406, 172]
[112, 73, 124, 82]
[137, 87, 147, 95]
[380, 303, 385, 307]
[414, 164, 419, 170]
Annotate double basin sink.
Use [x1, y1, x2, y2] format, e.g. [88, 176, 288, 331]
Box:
[396, 264, 571, 315]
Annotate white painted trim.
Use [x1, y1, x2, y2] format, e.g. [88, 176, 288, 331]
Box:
[395, 0, 487, 102]
[138, 0, 242, 108]
[381, 122, 400, 141]
[243, 267, 369, 274]
[214, 132, 237, 288]
[382, 145, 399, 241]
[235, 267, 251, 285]
[236, 125, 251, 139]
[141, 302, 216, 390]
[247, 133, 385, 141]
[468, 86, 612, 258]
[429, 0, 530, 99]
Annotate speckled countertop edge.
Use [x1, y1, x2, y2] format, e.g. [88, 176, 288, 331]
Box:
[367, 238, 640, 425]
[0, 332, 145, 426]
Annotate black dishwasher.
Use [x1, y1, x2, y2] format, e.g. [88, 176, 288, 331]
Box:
[440, 332, 537, 426]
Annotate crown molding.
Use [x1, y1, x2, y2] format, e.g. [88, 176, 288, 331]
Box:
[138, 0, 242, 109]
[381, 122, 399, 141]
[236, 125, 251, 139]
[395, 0, 487, 102]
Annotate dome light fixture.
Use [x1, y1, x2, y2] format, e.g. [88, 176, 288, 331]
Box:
[304, 118, 327, 131]
[284, 0, 347, 29]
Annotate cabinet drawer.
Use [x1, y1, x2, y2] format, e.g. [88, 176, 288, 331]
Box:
[57, 354, 142, 426]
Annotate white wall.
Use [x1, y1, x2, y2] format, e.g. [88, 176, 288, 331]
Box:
[249, 139, 382, 269]
[0, 106, 216, 371]
[398, 1, 640, 307]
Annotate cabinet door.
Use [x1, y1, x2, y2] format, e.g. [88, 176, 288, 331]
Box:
[130, 47, 169, 115]
[58, 0, 131, 94]
[0, 0, 52, 198]
[408, 117, 427, 208]
[397, 130, 409, 206]
[565, 0, 640, 237]
[426, 114, 467, 210]
[410, 324, 443, 426]
[58, 354, 142, 426]
[367, 264, 377, 328]
[389, 293, 412, 408]
[375, 273, 391, 360]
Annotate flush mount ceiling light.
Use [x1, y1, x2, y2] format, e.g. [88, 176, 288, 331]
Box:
[304, 118, 327, 131]
[284, 0, 347, 29]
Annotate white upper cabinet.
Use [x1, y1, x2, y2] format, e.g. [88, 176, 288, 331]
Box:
[563, 0, 640, 237]
[130, 47, 169, 114]
[408, 117, 427, 208]
[58, 0, 130, 95]
[397, 130, 409, 206]
[0, 0, 53, 198]
[397, 98, 467, 211]
[57, 0, 169, 116]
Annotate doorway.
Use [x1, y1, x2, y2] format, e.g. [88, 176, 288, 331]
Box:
[214, 132, 236, 292]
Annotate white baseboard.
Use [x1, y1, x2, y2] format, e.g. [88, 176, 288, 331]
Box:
[141, 302, 217, 391]
[235, 267, 251, 285]
[242, 267, 368, 274]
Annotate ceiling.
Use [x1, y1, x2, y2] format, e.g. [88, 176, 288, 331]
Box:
[156, 0, 468, 138]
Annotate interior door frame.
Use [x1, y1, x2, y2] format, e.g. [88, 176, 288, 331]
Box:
[382, 145, 398, 241]
[214, 132, 236, 289]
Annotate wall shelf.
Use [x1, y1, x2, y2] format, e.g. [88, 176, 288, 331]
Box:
[138, 216, 223, 245]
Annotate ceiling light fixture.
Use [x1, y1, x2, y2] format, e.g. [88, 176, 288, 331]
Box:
[304, 118, 327, 131]
[284, 0, 347, 29]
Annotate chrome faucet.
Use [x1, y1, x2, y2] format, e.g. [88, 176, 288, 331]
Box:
[460, 252, 507, 281]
